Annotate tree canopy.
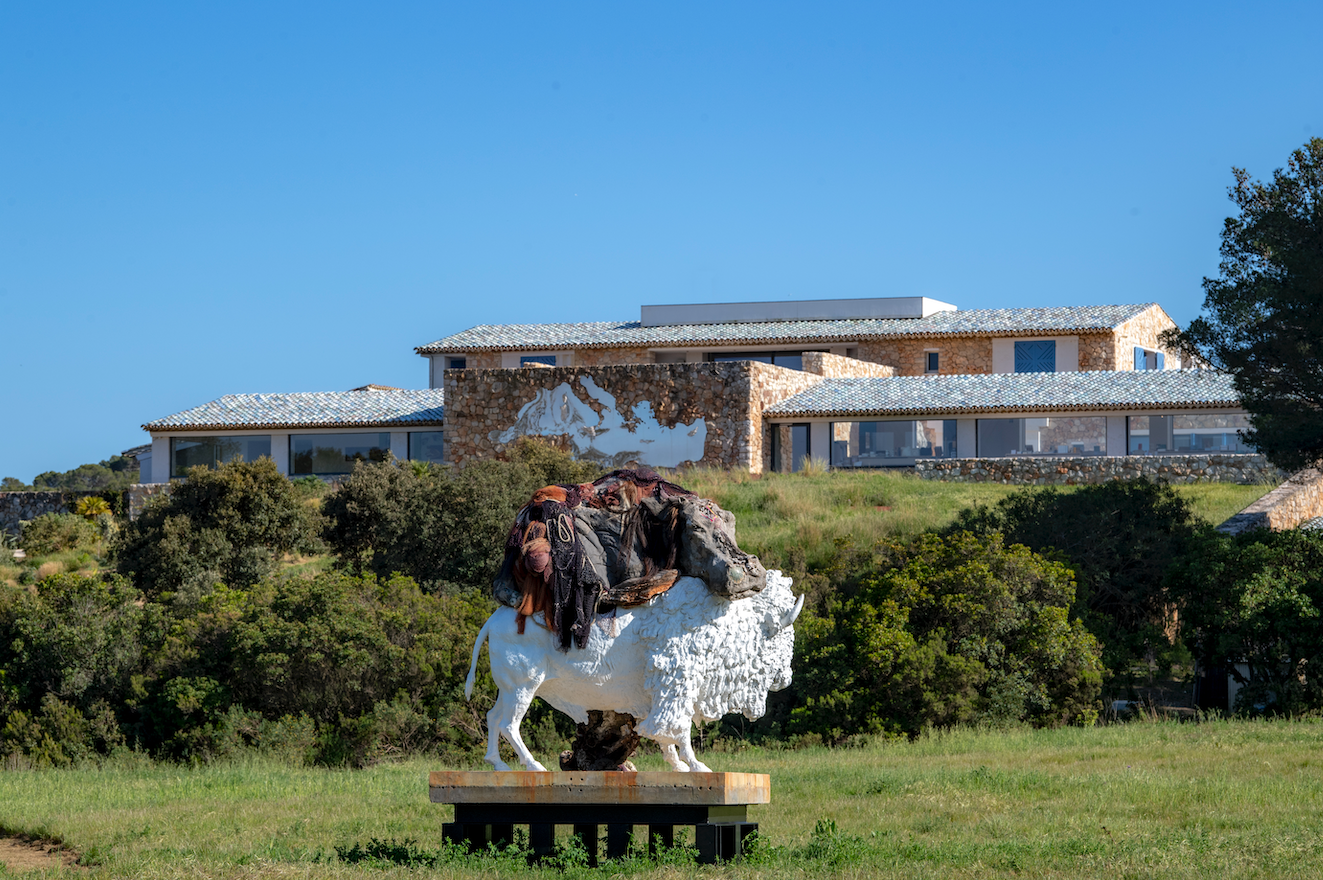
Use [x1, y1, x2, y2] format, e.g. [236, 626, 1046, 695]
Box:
[1164, 137, 1323, 470]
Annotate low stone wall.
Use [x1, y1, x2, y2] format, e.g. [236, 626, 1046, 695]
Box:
[0, 492, 77, 535]
[914, 453, 1279, 486]
[128, 483, 174, 520]
[1218, 468, 1323, 535]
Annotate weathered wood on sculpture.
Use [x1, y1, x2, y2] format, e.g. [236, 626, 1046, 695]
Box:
[429, 771, 770, 806]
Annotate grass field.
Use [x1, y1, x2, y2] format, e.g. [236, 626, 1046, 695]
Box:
[3, 719, 1321, 878]
[678, 468, 1274, 571]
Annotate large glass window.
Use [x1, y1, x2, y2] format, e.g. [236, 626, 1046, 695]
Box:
[408, 431, 445, 464]
[1014, 340, 1056, 373]
[710, 351, 811, 371]
[1128, 414, 1252, 454]
[170, 436, 271, 477]
[520, 355, 556, 366]
[977, 417, 1106, 457]
[830, 420, 957, 467]
[290, 432, 390, 475]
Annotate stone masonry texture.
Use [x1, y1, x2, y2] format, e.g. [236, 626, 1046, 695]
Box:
[915, 453, 1280, 486]
[1218, 468, 1323, 534]
[1, 492, 87, 535]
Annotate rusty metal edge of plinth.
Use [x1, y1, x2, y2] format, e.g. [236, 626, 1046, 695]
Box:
[428, 771, 770, 806]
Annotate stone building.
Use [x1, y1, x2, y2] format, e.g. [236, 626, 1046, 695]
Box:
[136, 296, 1254, 483]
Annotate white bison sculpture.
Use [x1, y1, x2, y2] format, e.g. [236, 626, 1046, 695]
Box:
[466, 571, 803, 772]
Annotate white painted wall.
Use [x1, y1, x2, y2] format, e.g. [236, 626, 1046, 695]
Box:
[809, 422, 830, 465]
[150, 435, 170, 483]
[269, 432, 290, 474]
[956, 419, 977, 457]
[991, 336, 1079, 374]
[1106, 417, 1127, 456]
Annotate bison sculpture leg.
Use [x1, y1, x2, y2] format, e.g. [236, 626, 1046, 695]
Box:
[485, 681, 547, 771]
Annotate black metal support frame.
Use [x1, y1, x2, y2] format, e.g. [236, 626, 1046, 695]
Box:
[441, 802, 758, 865]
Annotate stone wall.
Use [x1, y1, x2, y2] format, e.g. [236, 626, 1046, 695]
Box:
[0, 492, 78, 535]
[801, 351, 897, 378]
[445, 362, 826, 472]
[461, 352, 503, 370]
[856, 337, 993, 376]
[1218, 468, 1323, 534]
[915, 453, 1279, 485]
[748, 363, 829, 473]
[128, 483, 174, 520]
[1113, 305, 1181, 369]
[1078, 332, 1118, 371]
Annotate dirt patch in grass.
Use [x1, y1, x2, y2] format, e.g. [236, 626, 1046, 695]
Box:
[0, 836, 82, 872]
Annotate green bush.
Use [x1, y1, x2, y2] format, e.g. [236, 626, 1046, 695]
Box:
[113, 457, 320, 598]
[0, 572, 143, 765]
[1169, 528, 1323, 715]
[784, 531, 1103, 740]
[131, 569, 497, 764]
[947, 480, 1203, 677]
[322, 439, 601, 590]
[20, 512, 100, 555]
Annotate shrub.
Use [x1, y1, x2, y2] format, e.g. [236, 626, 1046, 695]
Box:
[947, 480, 1204, 677]
[113, 458, 320, 598]
[20, 512, 100, 555]
[1169, 528, 1323, 715]
[322, 439, 602, 590]
[785, 531, 1102, 740]
[133, 569, 497, 764]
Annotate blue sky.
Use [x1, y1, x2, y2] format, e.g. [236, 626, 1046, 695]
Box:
[2, 2, 1321, 482]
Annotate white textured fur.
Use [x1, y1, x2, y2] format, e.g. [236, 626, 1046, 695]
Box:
[466, 571, 802, 772]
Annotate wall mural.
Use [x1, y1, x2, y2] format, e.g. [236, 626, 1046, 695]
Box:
[498, 376, 707, 468]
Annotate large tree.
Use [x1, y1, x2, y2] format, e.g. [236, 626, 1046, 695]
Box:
[1164, 138, 1323, 470]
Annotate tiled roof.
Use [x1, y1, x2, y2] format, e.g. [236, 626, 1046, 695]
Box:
[415, 304, 1160, 353]
[143, 388, 445, 431]
[765, 369, 1241, 418]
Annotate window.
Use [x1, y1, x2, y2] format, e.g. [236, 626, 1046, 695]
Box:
[520, 355, 557, 366]
[290, 432, 390, 475]
[770, 423, 811, 472]
[976, 418, 1106, 457]
[1014, 340, 1056, 373]
[170, 436, 271, 478]
[408, 431, 445, 464]
[830, 420, 956, 467]
[925, 351, 940, 373]
[1133, 347, 1165, 371]
[445, 357, 467, 370]
[1127, 414, 1251, 454]
[709, 351, 810, 371]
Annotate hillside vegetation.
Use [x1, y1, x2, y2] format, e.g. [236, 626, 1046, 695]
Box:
[0, 446, 1297, 770]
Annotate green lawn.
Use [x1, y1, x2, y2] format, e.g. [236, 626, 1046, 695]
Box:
[4, 719, 1321, 878]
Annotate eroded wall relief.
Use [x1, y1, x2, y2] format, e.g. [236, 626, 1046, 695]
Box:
[498, 376, 706, 467]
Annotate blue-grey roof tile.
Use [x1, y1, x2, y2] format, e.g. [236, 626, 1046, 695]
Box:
[416, 304, 1159, 352]
[765, 370, 1241, 418]
[144, 387, 445, 431]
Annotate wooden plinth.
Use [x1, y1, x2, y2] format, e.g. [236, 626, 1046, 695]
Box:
[430, 771, 768, 864]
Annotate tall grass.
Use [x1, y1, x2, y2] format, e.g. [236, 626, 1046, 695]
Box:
[676, 468, 1274, 572]
[2, 719, 1320, 878]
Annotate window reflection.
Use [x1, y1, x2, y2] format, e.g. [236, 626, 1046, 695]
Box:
[1127, 414, 1251, 454]
[408, 431, 445, 464]
[170, 436, 272, 477]
[290, 433, 391, 475]
[977, 418, 1106, 457]
[830, 420, 957, 466]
